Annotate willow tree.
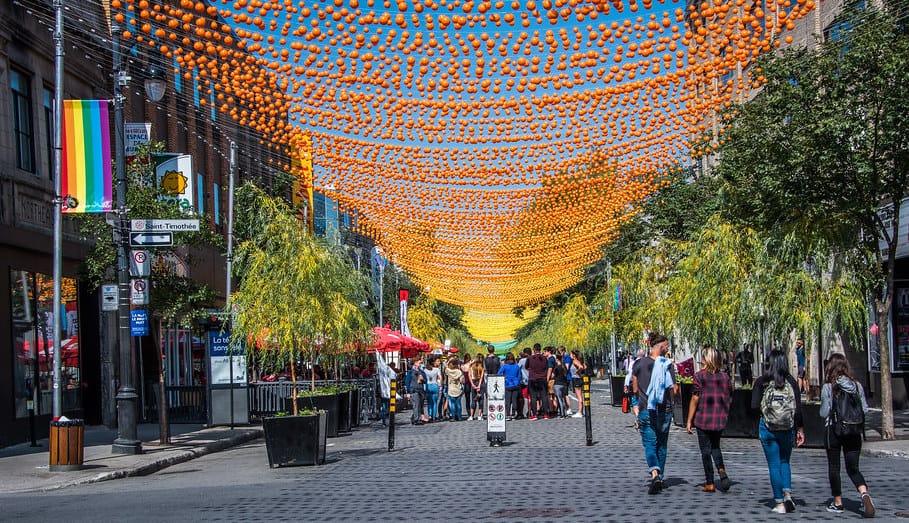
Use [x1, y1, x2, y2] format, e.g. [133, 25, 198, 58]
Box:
[669, 217, 765, 351]
[610, 240, 681, 345]
[714, 1, 909, 438]
[408, 295, 446, 346]
[230, 185, 371, 414]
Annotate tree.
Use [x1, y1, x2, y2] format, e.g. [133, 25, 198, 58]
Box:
[714, 1, 909, 438]
[230, 184, 372, 413]
[408, 295, 446, 345]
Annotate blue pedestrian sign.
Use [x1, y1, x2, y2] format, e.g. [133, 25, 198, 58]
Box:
[130, 310, 149, 336]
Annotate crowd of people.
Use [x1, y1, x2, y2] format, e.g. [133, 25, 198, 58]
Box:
[375, 343, 591, 426]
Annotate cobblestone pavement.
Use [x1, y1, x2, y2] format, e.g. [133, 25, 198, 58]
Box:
[2, 381, 908, 522]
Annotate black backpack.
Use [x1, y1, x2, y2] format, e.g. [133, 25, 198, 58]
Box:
[831, 383, 864, 439]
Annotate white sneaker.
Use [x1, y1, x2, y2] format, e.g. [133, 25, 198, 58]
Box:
[572, 412, 583, 418]
[770, 505, 787, 514]
[566, 409, 573, 415]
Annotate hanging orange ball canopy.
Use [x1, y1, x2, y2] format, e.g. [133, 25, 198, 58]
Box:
[121, 0, 813, 313]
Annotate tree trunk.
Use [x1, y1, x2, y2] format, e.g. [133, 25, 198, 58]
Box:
[290, 356, 298, 416]
[876, 297, 894, 440]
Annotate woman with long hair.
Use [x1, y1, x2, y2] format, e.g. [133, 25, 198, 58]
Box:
[686, 347, 733, 492]
[820, 353, 874, 516]
[444, 356, 464, 421]
[552, 355, 570, 418]
[570, 351, 586, 418]
[423, 356, 442, 422]
[468, 353, 487, 420]
[751, 349, 805, 514]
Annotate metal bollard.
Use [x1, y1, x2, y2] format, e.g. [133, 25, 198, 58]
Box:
[388, 378, 396, 451]
[583, 375, 593, 446]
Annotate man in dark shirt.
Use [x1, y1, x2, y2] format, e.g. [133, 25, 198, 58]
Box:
[526, 343, 550, 420]
[632, 334, 678, 495]
[484, 345, 501, 376]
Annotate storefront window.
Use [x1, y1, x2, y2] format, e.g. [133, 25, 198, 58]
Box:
[9, 269, 80, 418]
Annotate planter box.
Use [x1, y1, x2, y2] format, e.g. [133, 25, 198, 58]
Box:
[801, 402, 825, 448]
[263, 413, 327, 467]
[610, 376, 627, 407]
[286, 394, 339, 438]
[337, 390, 352, 433]
[723, 389, 759, 438]
[672, 383, 693, 427]
[349, 388, 361, 428]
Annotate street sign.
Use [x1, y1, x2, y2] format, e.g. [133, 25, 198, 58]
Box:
[101, 283, 118, 311]
[129, 231, 173, 247]
[130, 309, 149, 336]
[131, 219, 200, 232]
[130, 278, 149, 305]
[486, 375, 506, 446]
[130, 250, 151, 278]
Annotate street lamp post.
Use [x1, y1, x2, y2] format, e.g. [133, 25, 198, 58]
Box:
[110, 21, 140, 455]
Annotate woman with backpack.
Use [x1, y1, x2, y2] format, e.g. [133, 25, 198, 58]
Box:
[751, 349, 805, 514]
[820, 353, 874, 517]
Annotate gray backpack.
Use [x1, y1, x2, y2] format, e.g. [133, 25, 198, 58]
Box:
[761, 382, 796, 431]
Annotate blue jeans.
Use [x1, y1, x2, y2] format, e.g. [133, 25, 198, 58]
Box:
[426, 384, 440, 419]
[448, 393, 463, 420]
[759, 419, 794, 504]
[638, 409, 672, 478]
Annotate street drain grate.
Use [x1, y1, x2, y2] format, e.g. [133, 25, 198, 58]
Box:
[491, 508, 575, 518]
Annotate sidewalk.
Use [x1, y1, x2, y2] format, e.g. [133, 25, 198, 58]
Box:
[859, 407, 909, 460]
[0, 423, 262, 494]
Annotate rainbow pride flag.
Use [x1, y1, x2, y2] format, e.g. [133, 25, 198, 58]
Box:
[62, 100, 112, 213]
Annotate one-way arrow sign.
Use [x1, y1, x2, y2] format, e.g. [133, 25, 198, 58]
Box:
[130, 231, 173, 247]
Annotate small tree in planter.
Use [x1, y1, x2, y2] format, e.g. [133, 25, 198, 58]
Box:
[230, 184, 372, 414]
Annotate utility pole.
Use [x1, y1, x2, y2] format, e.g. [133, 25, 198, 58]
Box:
[111, 20, 141, 455]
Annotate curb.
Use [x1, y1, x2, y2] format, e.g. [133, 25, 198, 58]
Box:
[862, 447, 909, 460]
[33, 428, 263, 493]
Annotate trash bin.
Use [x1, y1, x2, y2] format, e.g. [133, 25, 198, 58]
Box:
[49, 418, 84, 471]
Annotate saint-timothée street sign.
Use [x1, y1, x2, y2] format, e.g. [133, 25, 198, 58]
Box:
[131, 219, 200, 232]
[129, 231, 173, 247]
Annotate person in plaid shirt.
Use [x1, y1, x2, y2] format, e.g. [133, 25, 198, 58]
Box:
[686, 347, 733, 493]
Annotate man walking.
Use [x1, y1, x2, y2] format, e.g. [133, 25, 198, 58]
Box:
[405, 357, 427, 425]
[632, 334, 678, 494]
[526, 343, 551, 420]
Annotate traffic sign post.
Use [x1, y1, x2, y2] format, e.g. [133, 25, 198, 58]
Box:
[130, 278, 149, 305]
[130, 310, 149, 336]
[130, 250, 150, 277]
[131, 219, 200, 232]
[129, 231, 173, 247]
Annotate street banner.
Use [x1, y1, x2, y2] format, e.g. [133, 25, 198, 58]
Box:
[399, 289, 410, 338]
[486, 375, 506, 445]
[61, 100, 112, 214]
[154, 153, 194, 213]
[125, 122, 152, 157]
[209, 330, 247, 385]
